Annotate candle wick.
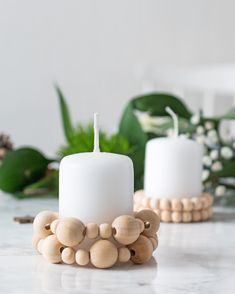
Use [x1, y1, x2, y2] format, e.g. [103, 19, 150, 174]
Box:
[93, 113, 100, 152]
[165, 106, 179, 138]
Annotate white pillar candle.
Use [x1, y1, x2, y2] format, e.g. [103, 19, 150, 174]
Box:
[59, 113, 134, 224]
[144, 107, 203, 199]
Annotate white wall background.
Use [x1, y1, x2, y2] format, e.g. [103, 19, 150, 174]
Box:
[0, 0, 235, 156]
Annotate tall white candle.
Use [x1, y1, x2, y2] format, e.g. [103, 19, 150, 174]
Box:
[144, 107, 203, 199]
[59, 113, 134, 224]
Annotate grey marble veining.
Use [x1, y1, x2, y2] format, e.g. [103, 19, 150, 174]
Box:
[0, 192, 234, 294]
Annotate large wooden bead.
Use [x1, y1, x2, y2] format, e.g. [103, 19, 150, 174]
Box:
[149, 234, 158, 250]
[118, 247, 131, 262]
[32, 235, 41, 252]
[171, 199, 182, 211]
[134, 190, 145, 204]
[141, 197, 150, 208]
[76, 249, 90, 266]
[112, 215, 140, 245]
[161, 210, 172, 222]
[86, 223, 99, 239]
[127, 235, 153, 264]
[90, 240, 118, 269]
[136, 218, 145, 233]
[99, 223, 112, 239]
[61, 247, 75, 264]
[172, 211, 182, 223]
[192, 211, 201, 222]
[135, 209, 160, 236]
[55, 217, 85, 247]
[181, 199, 193, 212]
[33, 211, 58, 238]
[42, 235, 64, 264]
[50, 219, 59, 234]
[191, 197, 202, 211]
[37, 239, 45, 254]
[160, 199, 171, 211]
[182, 212, 192, 223]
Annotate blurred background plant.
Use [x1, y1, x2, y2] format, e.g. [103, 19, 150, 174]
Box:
[0, 88, 234, 205]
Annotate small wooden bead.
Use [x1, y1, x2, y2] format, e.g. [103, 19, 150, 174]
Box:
[201, 209, 209, 221]
[50, 219, 59, 234]
[206, 194, 214, 207]
[42, 235, 64, 264]
[90, 240, 118, 269]
[160, 199, 171, 211]
[182, 212, 192, 223]
[191, 197, 202, 211]
[192, 211, 201, 222]
[161, 210, 172, 222]
[33, 211, 58, 238]
[134, 190, 145, 204]
[181, 199, 193, 212]
[118, 247, 131, 262]
[86, 223, 99, 239]
[61, 247, 75, 264]
[149, 198, 159, 210]
[112, 215, 140, 245]
[172, 211, 182, 223]
[32, 235, 41, 252]
[201, 196, 209, 209]
[55, 217, 85, 247]
[127, 235, 153, 264]
[171, 199, 182, 212]
[99, 223, 112, 239]
[135, 209, 160, 236]
[149, 235, 158, 250]
[136, 218, 145, 233]
[37, 239, 45, 254]
[76, 249, 90, 266]
[141, 197, 150, 208]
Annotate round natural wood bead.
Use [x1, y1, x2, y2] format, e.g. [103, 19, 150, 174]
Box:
[76, 249, 90, 266]
[127, 235, 153, 264]
[50, 219, 59, 234]
[33, 211, 58, 238]
[134, 190, 145, 204]
[141, 197, 150, 208]
[208, 207, 213, 218]
[181, 199, 193, 212]
[86, 223, 99, 239]
[161, 210, 172, 222]
[55, 217, 85, 247]
[182, 212, 192, 223]
[99, 223, 112, 239]
[192, 211, 201, 222]
[160, 199, 171, 211]
[37, 239, 45, 254]
[201, 197, 209, 209]
[191, 197, 202, 211]
[136, 218, 145, 233]
[149, 235, 158, 250]
[61, 247, 75, 264]
[206, 194, 214, 207]
[201, 209, 209, 221]
[149, 198, 159, 210]
[90, 240, 118, 269]
[171, 199, 182, 212]
[112, 215, 140, 245]
[32, 235, 41, 252]
[42, 235, 64, 264]
[172, 211, 182, 223]
[118, 247, 131, 263]
[135, 209, 160, 236]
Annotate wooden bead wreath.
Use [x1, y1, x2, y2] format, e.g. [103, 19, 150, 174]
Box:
[134, 190, 213, 223]
[32, 209, 160, 269]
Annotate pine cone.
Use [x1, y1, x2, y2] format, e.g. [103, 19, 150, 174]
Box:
[0, 133, 13, 159]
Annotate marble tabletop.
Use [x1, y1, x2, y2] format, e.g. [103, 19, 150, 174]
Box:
[0, 192, 234, 294]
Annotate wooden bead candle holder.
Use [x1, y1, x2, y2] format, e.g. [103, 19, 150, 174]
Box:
[32, 209, 160, 269]
[134, 190, 213, 223]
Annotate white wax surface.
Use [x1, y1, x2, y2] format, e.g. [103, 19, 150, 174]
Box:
[144, 137, 203, 198]
[59, 152, 134, 224]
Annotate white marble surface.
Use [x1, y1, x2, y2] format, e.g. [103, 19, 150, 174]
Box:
[0, 192, 235, 294]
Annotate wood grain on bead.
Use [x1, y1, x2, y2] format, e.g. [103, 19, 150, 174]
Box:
[135, 209, 160, 236]
[172, 211, 182, 223]
[99, 223, 112, 239]
[112, 215, 140, 245]
[118, 247, 131, 263]
[33, 211, 58, 238]
[61, 247, 75, 264]
[134, 190, 145, 204]
[160, 199, 171, 211]
[161, 210, 171, 222]
[90, 240, 118, 269]
[181, 199, 193, 212]
[55, 217, 85, 247]
[127, 235, 153, 264]
[136, 218, 145, 233]
[149, 234, 158, 251]
[182, 212, 192, 223]
[42, 235, 64, 264]
[191, 197, 203, 211]
[76, 249, 90, 266]
[192, 211, 201, 222]
[171, 199, 182, 212]
[86, 223, 99, 239]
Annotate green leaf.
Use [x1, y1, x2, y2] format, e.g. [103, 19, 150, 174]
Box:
[0, 147, 52, 193]
[210, 161, 235, 179]
[55, 85, 74, 144]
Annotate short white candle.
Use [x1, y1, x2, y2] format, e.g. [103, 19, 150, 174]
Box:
[144, 107, 203, 199]
[59, 113, 134, 224]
